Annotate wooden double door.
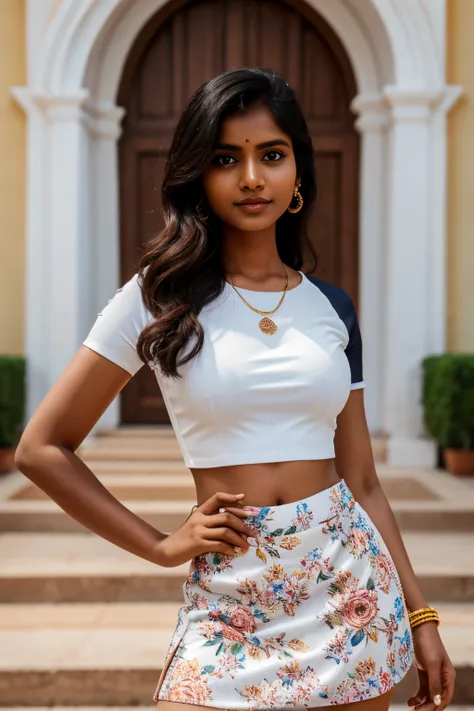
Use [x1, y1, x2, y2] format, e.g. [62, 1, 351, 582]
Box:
[118, 0, 359, 425]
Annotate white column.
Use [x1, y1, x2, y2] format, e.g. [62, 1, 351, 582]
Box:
[351, 94, 389, 435]
[44, 93, 95, 388]
[382, 89, 442, 468]
[87, 101, 126, 430]
[426, 86, 462, 353]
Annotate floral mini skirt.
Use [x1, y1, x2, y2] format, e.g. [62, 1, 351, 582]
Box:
[154, 480, 414, 708]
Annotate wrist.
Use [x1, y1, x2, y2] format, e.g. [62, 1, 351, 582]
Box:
[152, 533, 173, 567]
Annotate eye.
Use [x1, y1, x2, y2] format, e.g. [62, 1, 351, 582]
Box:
[263, 150, 285, 162]
[211, 154, 236, 166]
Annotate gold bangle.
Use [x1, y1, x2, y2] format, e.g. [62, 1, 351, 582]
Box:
[410, 615, 440, 629]
[408, 606, 438, 620]
[408, 606, 440, 629]
[411, 614, 440, 624]
[410, 613, 440, 624]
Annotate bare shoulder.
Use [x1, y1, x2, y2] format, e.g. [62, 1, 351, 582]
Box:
[15, 346, 131, 461]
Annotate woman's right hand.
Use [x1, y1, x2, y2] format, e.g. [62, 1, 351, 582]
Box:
[153, 492, 259, 567]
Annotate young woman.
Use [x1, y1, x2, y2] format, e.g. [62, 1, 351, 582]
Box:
[15, 68, 454, 711]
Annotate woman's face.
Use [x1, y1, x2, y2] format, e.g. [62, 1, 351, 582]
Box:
[202, 103, 298, 232]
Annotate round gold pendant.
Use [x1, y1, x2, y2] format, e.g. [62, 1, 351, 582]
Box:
[259, 317, 278, 335]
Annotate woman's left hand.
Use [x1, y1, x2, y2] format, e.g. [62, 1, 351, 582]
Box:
[408, 622, 456, 711]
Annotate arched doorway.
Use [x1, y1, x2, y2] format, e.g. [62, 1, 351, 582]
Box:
[117, 0, 359, 425]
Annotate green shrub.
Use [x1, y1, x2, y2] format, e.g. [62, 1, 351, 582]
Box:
[422, 354, 474, 450]
[0, 356, 26, 448]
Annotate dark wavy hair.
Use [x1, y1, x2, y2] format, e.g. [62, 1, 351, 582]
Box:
[136, 67, 317, 378]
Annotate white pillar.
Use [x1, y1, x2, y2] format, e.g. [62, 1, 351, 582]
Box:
[44, 93, 95, 387]
[351, 94, 389, 435]
[382, 89, 442, 468]
[87, 101, 126, 430]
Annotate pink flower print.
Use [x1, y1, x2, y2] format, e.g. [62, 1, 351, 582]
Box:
[324, 627, 352, 663]
[167, 658, 213, 704]
[229, 605, 257, 634]
[344, 588, 379, 629]
[378, 670, 393, 694]
[349, 525, 371, 558]
[242, 506, 261, 517]
[221, 622, 246, 644]
[355, 658, 377, 679]
[374, 552, 394, 594]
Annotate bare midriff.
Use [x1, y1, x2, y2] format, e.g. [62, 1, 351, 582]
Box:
[190, 458, 340, 508]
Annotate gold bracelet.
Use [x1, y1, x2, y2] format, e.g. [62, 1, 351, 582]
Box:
[409, 606, 440, 629]
[411, 617, 440, 630]
[410, 612, 440, 624]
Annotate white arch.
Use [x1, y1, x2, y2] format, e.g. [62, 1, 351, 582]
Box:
[32, 0, 446, 100]
[17, 0, 459, 467]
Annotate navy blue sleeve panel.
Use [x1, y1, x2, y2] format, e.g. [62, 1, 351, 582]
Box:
[305, 274, 365, 389]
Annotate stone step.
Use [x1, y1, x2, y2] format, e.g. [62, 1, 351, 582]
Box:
[92, 425, 175, 438]
[78, 460, 189, 475]
[0, 602, 472, 705]
[0, 531, 473, 603]
[7, 471, 442, 502]
[11, 474, 196, 502]
[0, 499, 194, 533]
[78, 446, 184, 461]
[2, 492, 474, 534]
[82, 427, 388, 462]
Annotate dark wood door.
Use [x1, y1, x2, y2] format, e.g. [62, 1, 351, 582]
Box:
[118, 0, 359, 425]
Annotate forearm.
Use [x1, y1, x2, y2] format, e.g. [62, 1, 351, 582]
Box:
[16, 445, 167, 564]
[356, 482, 428, 612]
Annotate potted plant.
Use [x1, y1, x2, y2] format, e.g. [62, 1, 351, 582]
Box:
[0, 356, 26, 474]
[422, 354, 474, 475]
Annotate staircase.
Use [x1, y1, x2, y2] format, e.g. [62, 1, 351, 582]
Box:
[0, 427, 473, 706]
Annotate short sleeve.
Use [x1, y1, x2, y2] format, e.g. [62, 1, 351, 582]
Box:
[343, 296, 366, 390]
[304, 274, 366, 390]
[82, 273, 152, 376]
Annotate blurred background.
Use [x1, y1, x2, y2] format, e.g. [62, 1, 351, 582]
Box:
[0, 0, 473, 708]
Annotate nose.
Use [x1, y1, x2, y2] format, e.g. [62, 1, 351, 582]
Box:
[239, 158, 264, 191]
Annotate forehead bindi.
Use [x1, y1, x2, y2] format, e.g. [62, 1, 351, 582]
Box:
[218, 106, 288, 148]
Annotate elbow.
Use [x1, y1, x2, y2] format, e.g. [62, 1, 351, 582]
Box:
[14, 444, 36, 472]
[14, 442, 47, 476]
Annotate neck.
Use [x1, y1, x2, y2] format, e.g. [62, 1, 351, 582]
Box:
[221, 224, 283, 280]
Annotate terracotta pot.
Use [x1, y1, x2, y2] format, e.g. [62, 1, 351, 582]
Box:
[0, 447, 16, 475]
[443, 448, 474, 476]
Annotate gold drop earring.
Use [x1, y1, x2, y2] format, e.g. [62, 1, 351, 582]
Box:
[287, 184, 303, 214]
[196, 199, 209, 221]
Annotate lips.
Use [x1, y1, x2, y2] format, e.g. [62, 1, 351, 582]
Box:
[235, 197, 271, 205]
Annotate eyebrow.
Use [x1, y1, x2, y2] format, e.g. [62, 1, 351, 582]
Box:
[214, 139, 291, 151]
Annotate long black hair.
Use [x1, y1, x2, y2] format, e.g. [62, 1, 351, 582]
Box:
[137, 67, 317, 378]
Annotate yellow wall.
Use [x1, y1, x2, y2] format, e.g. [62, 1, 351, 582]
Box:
[0, 0, 25, 354]
[0, 0, 472, 356]
[447, 0, 474, 352]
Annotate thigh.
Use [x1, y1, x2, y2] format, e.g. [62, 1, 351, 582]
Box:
[312, 689, 393, 711]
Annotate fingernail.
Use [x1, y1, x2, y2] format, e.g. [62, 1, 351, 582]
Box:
[235, 494, 245, 498]
[234, 546, 241, 553]
[247, 537, 258, 547]
[433, 695, 442, 706]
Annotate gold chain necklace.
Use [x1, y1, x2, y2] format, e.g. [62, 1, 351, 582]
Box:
[227, 262, 289, 335]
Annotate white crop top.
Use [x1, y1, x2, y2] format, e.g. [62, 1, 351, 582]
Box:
[83, 271, 365, 468]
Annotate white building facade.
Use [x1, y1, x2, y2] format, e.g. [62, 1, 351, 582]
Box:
[13, 0, 461, 467]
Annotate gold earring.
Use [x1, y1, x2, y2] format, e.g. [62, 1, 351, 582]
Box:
[196, 199, 209, 221]
[287, 185, 303, 214]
